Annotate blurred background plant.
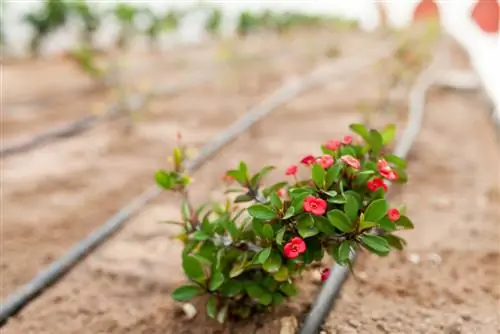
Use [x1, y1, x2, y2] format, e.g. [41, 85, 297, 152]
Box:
[22, 0, 70, 56]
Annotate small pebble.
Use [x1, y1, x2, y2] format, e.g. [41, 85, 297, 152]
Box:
[428, 253, 442, 265]
[182, 303, 197, 320]
[311, 270, 322, 283]
[280, 316, 298, 334]
[408, 253, 421, 264]
[357, 271, 368, 282]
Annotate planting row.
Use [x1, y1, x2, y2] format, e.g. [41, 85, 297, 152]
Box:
[1, 29, 380, 301]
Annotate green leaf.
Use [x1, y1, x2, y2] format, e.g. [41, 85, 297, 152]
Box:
[322, 190, 338, 198]
[275, 226, 286, 245]
[216, 303, 229, 323]
[360, 235, 391, 254]
[219, 280, 242, 297]
[248, 204, 277, 220]
[263, 250, 282, 273]
[180, 200, 191, 221]
[338, 240, 352, 262]
[254, 247, 272, 264]
[207, 295, 217, 318]
[229, 254, 247, 278]
[209, 271, 225, 291]
[396, 215, 414, 229]
[279, 282, 297, 297]
[382, 234, 407, 250]
[234, 194, 253, 203]
[364, 199, 389, 222]
[239, 161, 249, 178]
[359, 220, 377, 230]
[290, 193, 308, 214]
[272, 266, 289, 282]
[313, 215, 336, 234]
[368, 129, 383, 155]
[272, 293, 285, 305]
[384, 154, 407, 168]
[269, 192, 282, 210]
[378, 216, 397, 232]
[245, 284, 273, 305]
[223, 218, 239, 240]
[325, 162, 342, 188]
[311, 164, 326, 188]
[250, 165, 275, 187]
[226, 170, 246, 185]
[297, 215, 320, 238]
[283, 206, 295, 219]
[182, 255, 206, 282]
[262, 224, 274, 240]
[252, 219, 264, 236]
[327, 209, 354, 233]
[192, 230, 210, 241]
[155, 170, 173, 189]
[171, 284, 205, 301]
[381, 124, 396, 144]
[349, 123, 370, 142]
[344, 194, 359, 222]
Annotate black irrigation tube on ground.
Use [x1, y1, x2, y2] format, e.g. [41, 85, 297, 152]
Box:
[0, 39, 332, 159]
[0, 74, 211, 158]
[0, 46, 396, 326]
[299, 37, 499, 334]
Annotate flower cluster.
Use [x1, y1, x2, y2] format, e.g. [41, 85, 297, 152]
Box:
[155, 123, 414, 324]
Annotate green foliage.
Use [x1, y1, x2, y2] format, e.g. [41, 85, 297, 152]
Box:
[69, 0, 101, 46]
[156, 123, 414, 323]
[23, 0, 71, 56]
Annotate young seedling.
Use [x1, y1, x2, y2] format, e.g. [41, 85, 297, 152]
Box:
[23, 0, 70, 57]
[156, 123, 414, 324]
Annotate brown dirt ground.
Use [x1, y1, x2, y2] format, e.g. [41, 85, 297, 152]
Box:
[2, 31, 499, 334]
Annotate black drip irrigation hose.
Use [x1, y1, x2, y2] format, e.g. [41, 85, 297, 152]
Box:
[0, 48, 395, 325]
[298, 36, 500, 334]
[0, 76, 211, 158]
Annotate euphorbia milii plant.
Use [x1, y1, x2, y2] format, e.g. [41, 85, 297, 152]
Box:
[155, 123, 414, 323]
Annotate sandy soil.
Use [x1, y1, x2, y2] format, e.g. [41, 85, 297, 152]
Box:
[2, 30, 499, 334]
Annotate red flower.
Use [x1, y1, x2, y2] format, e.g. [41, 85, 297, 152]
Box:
[387, 208, 400, 221]
[340, 155, 360, 169]
[300, 155, 316, 166]
[324, 139, 341, 151]
[320, 268, 330, 282]
[380, 168, 398, 181]
[286, 164, 298, 176]
[303, 195, 327, 216]
[377, 159, 390, 171]
[277, 188, 287, 198]
[342, 135, 353, 145]
[367, 177, 388, 192]
[283, 237, 307, 259]
[317, 155, 334, 169]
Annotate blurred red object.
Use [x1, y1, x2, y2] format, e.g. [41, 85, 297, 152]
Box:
[413, 0, 440, 22]
[471, 0, 499, 33]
